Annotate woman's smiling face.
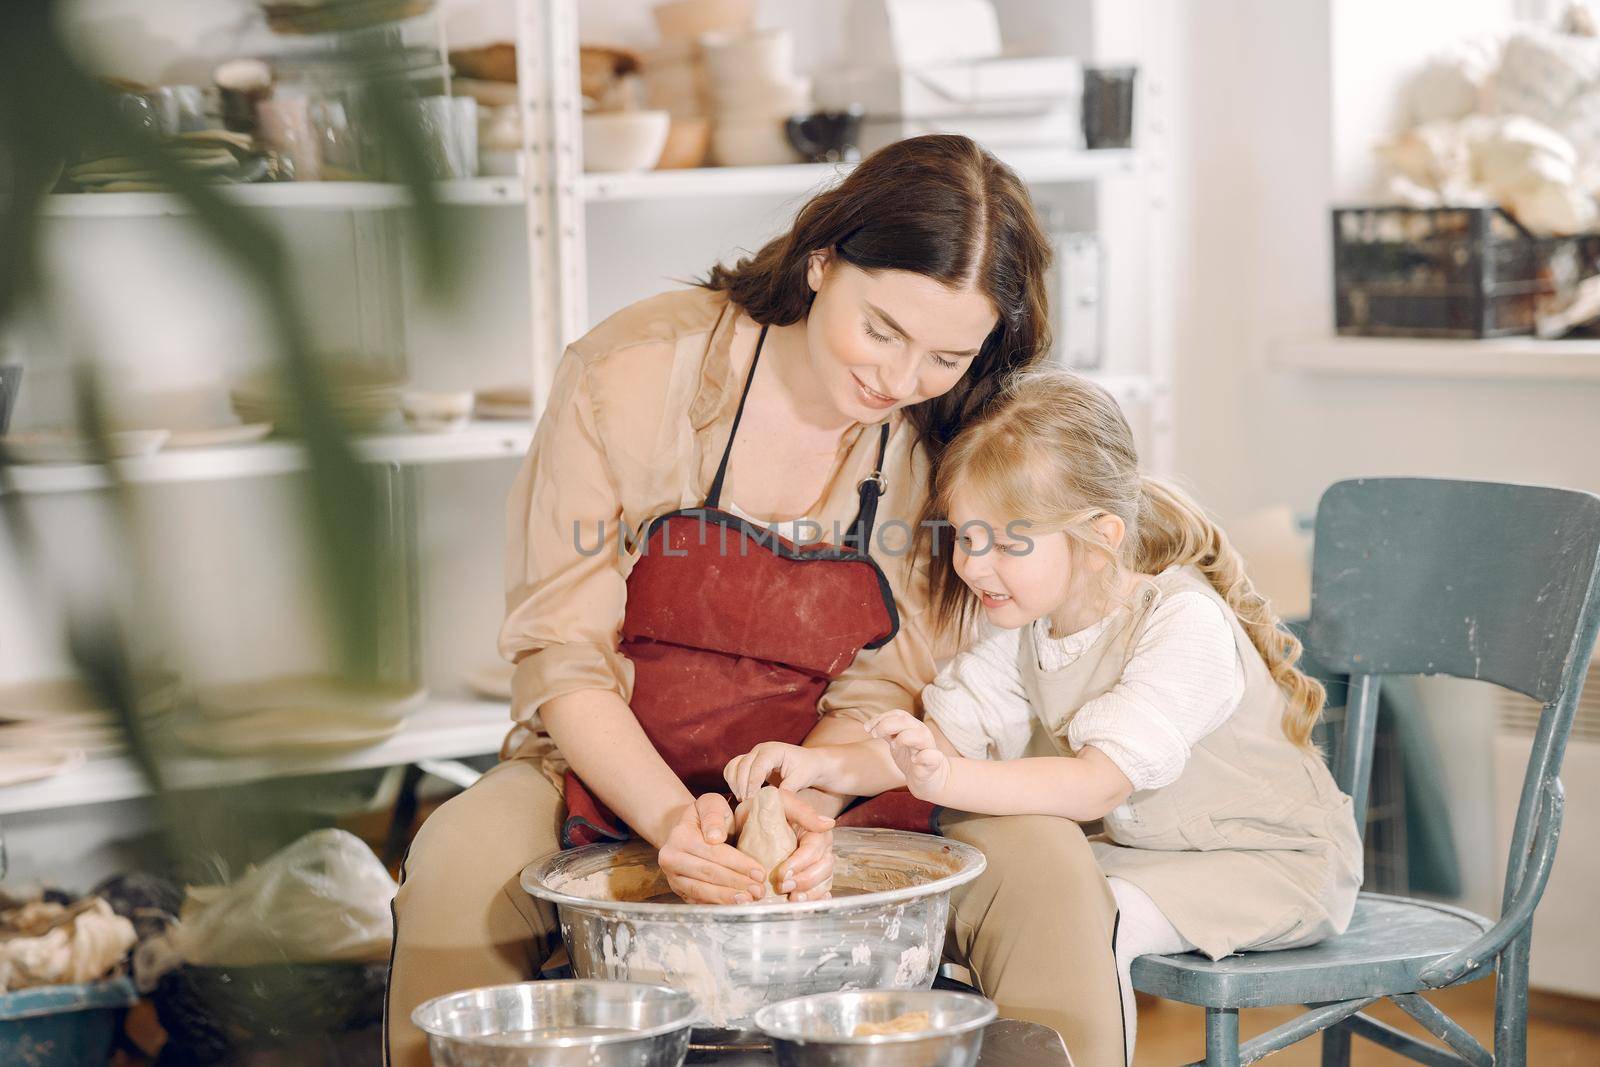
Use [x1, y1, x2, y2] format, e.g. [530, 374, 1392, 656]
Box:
[804, 253, 998, 421]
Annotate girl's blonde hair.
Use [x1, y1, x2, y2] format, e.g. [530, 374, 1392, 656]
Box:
[923, 368, 1324, 748]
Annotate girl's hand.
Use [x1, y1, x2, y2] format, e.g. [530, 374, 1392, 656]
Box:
[869, 711, 952, 800]
[658, 794, 768, 905]
[724, 742, 839, 801]
[735, 788, 837, 901]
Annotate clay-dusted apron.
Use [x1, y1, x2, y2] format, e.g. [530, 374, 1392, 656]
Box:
[1017, 566, 1364, 960]
[562, 324, 937, 847]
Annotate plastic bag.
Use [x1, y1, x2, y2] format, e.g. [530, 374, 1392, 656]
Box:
[174, 829, 397, 967]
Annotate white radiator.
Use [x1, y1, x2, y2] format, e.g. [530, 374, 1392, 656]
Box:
[1492, 663, 1600, 998]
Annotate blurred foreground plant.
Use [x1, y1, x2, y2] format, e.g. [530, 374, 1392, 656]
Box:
[1, 0, 464, 797]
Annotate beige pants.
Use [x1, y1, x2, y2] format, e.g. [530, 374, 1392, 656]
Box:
[386, 761, 1126, 1067]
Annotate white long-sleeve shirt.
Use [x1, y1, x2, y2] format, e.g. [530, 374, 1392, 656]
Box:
[922, 590, 1246, 792]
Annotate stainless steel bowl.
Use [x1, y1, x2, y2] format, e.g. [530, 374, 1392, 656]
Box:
[411, 980, 695, 1066]
[521, 828, 986, 1035]
[755, 990, 998, 1067]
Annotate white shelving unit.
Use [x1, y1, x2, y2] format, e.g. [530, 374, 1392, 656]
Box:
[2, 17, 551, 824]
[579, 148, 1138, 202]
[38, 177, 528, 217]
[1, 421, 533, 495]
[1273, 335, 1600, 382]
[0, 697, 510, 816]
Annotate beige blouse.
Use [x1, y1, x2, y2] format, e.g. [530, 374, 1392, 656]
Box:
[497, 287, 948, 781]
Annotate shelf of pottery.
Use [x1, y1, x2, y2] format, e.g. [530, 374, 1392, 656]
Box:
[0, 0, 1173, 810]
[0, 0, 542, 811]
[556, 0, 1168, 464]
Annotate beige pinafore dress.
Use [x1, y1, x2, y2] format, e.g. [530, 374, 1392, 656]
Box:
[1018, 566, 1364, 961]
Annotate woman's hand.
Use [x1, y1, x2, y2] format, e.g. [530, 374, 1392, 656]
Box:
[869, 711, 952, 800]
[724, 742, 840, 801]
[658, 794, 769, 905]
[735, 788, 837, 901]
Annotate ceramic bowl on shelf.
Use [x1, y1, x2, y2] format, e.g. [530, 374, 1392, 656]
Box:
[0, 428, 169, 465]
[454, 78, 519, 109]
[651, 0, 755, 42]
[715, 74, 813, 120]
[712, 114, 802, 167]
[478, 149, 521, 177]
[109, 388, 273, 451]
[478, 104, 522, 152]
[230, 362, 405, 434]
[582, 110, 671, 172]
[175, 709, 405, 755]
[656, 116, 712, 169]
[192, 674, 427, 722]
[474, 385, 534, 421]
[177, 674, 426, 755]
[642, 56, 709, 118]
[702, 28, 795, 95]
[0, 747, 86, 789]
[449, 42, 517, 84]
[162, 422, 274, 449]
[401, 390, 474, 432]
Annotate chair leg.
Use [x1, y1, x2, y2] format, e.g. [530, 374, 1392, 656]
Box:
[1320, 1018, 1352, 1066]
[1495, 933, 1532, 1067]
[1205, 1007, 1241, 1067]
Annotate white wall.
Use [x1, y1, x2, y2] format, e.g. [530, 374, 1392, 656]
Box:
[1165, 0, 1595, 920]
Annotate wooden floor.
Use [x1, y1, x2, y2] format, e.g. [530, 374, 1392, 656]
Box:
[1133, 980, 1600, 1065]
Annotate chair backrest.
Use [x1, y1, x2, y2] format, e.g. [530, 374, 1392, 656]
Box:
[1307, 478, 1600, 906]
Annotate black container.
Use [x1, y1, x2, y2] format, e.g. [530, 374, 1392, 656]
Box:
[0, 365, 20, 436]
[1333, 205, 1600, 338]
[1082, 66, 1137, 150]
[786, 107, 864, 163]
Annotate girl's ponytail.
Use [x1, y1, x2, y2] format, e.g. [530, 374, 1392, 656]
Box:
[1136, 476, 1324, 748]
[928, 369, 1326, 750]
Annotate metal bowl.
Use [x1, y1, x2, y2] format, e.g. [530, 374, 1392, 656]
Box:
[755, 990, 998, 1067]
[411, 980, 695, 1067]
[521, 828, 986, 1036]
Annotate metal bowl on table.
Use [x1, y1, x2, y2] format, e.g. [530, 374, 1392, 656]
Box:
[521, 828, 986, 1042]
[756, 990, 997, 1067]
[411, 980, 696, 1067]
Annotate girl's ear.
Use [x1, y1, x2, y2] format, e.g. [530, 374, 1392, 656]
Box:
[1093, 513, 1128, 558]
[805, 249, 832, 292]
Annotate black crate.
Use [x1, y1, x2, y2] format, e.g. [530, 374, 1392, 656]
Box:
[1332, 206, 1600, 338]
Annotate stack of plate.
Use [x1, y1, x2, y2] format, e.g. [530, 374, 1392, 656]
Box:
[473, 385, 534, 421]
[176, 674, 426, 756]
[231, 364, 405, 434]
[259, 0, 435, 35]
[65, 130, 281, 193]
[0, 674, 181, 786]
[0, 429, 170, 464]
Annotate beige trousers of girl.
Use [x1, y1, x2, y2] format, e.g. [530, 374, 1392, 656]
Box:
[385, 759, 1128, 1067]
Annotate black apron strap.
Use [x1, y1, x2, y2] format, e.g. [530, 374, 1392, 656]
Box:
[705, 322, 891, 556]
[703, 323, 768, 510]
[845, 422, 891, 555]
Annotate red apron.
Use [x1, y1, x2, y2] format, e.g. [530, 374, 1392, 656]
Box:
[562, 324, 937, 847]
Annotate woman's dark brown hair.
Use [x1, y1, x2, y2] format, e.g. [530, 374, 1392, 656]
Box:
[699, 134, 1054, 482]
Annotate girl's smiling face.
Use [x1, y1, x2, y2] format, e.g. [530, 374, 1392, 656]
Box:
[947, 487, 1127, 634]
[805, 253, 997, 421]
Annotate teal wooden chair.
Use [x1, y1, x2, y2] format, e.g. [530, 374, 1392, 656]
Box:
[1130, 477, 1600, 1066]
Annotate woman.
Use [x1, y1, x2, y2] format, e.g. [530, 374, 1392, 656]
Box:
[386, 135, 1127, 1067]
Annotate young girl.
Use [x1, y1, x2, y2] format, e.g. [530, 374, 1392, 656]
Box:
[723, 370, 1363, 1066]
